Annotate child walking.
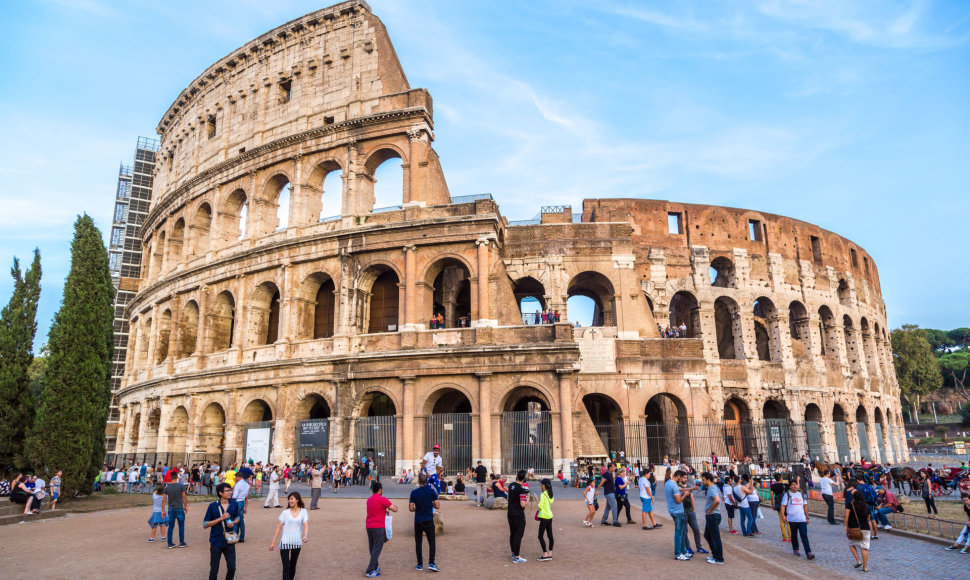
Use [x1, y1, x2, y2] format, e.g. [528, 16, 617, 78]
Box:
[583, 479, 597, 527]
[537, 478, 555, 561]
[148, 485, 167, 542]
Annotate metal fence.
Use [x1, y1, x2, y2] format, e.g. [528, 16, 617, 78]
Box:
[835, 421, 851, 463]
[501, 410, 553, 474]
[355, 416, 396, 476]
[806, 421, 824, 460]
[875, 423, 887, 464]
[857, 423, 871, 462]
[426, 413, 472, 476]
[449, 193, 493, 203]
[105, 450, 236, 469]
[806, 495, 967, 540]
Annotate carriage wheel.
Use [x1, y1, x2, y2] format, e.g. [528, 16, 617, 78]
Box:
[931, 482, 944, 497]
[959, 478, 970, 492]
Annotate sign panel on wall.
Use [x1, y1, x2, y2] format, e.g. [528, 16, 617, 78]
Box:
[246, 427, 272, 464]
[298, 420, 330, 449]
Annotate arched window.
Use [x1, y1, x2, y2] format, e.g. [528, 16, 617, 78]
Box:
[752, 297, 777, 361]
[365, 149, 405, 212]
[710, 256, 736, 288]
[714, 297, 743, 359]
[668, 291, 700, 337]
[178, 301, 199, 358]
[566, 272, 616, 327]
[513, 277, 546, 324]
[190, 203, 212, 257]
[424, 258, 472, 328]
[168, 219, 185, 269]
[250, 282, 281, 346]
[788, 301, 810, 356]
[209, 291, 235, 351]
[361, 267, 400, 333]
[155, 309, 172, 364]
[222, 189, 248, 242]
[837, 278, 850, 306]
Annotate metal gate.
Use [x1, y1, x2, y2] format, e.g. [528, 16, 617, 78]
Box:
[764, 419, 797, 463]
[805, 421, 824, 461]
[856, 423, 871, 462]
[592, 422, 627, 459]
[890, 427, 900, 462]
[296, 419, 330, 464]
[355, 416, 396, 476]
[874, 423, 887, 464]
[243, 421, 274, 465]
[426, 413, 472, 476]
[835, 422, 851, 463]
[501, 410, 553, 474]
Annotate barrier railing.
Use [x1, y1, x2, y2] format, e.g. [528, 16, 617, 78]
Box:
[806, 495, 967, 540]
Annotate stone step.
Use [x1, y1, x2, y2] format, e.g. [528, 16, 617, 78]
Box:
[0, 510, 66, 526]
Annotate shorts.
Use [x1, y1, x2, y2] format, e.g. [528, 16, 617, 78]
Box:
[725, 504, 735, 518]
[640, 497, 653, 513]
[51, 492, 60, 500]
[849, 529, 871, 550]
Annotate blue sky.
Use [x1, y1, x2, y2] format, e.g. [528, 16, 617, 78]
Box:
[0, 0, 968, 346]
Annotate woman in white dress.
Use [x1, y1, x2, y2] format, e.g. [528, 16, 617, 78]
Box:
[269, 492, 309, 580]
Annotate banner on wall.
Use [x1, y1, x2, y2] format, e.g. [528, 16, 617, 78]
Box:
[246, 427, 272, 465]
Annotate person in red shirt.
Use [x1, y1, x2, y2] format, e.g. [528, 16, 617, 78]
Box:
[365, 481, 398, 577]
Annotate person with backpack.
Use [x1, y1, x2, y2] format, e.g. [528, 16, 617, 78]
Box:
[845, 481, 871, 572]
[770, 473, 790, 543]
[856, 477, 880, 540]
[780, 480, 815, 560]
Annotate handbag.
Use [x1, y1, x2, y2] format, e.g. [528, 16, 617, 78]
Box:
[593, 498, 600, 511]
[220, 504, 239, 545]
[846, 501, 863, 541]
[385, 515, 393, 540]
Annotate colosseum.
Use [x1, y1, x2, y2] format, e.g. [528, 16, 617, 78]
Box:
[111, 1, 907, 476]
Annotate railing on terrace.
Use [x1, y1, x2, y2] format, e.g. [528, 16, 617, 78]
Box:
[508, 215, 540, 226]
[372, 205, 403, 214]
[318, 214, 341, 222]
[804, 494, 967, 541]
[449, 193, 493, 203]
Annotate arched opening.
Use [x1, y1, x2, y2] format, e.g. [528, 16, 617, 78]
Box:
[155, 309, 172, 364]
[762, 400, 794, 462]
[763, 399, 790, 420]
[314, 278, 336, 339]
[178, 301, 199, 358]
[723, 398, 752, 461]
[873, 407, 888, 463]
[129, 412, 141, 449]
[169, 406, 189, 453]
[710, 256, 736, 288]
[223, 189, 248, 242]
[753, 297, 777, 361]
[501, 386, 553, 474]
[257, 174, 292, 236]
[817, 306, 838, 356]
[843, 315, 863, 373]
[250, 282, 281, 346]
[151, 231, 166, 279]
[362, 267, 400, 333]
[168, 219, 185, 269]
[804, 403, 824, 460]
[137, 317, 152, 368]
[566, 271, 615, 327]
[855, 405, 871, 462]
[242, 399, 273, 423]
[805, 403, 823, 422]
[296, 394, 332, 463]
[199, 403, 226, 459]
[276, 181, 291, 231]
[209, 291, 235, 352]
[513, 276, 547, 324]
[190, 203, 212, 257]
[837, 278, 851, 306]
[296, 273, 336, 340]
[668, 290, 700, 338]
[788, 301, 811, 357]
[860, 317, 878, 376]
[583, 393, 625, 456]
[426, 388, 473, 475]
[425, 258, 472, 328]
[365, 149, 405, 212]
[143, 408, 161, 452]
[833, 403, 850, 463]
[714, 296, 743, 359]
[298, 394, 332, 420]
[355, 391, 397, 475]
[643, 393, 689, 463]
[321, 164, 344, 221]
[242, 399, 274, 464]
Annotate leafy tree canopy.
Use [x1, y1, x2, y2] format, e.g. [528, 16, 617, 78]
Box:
[892, 324, 942, 412]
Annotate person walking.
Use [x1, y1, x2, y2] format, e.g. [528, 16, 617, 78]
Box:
[743, 474, 761, 535]
[731, 475, 752, 536]
[309, 463, 323, 510]
[365, 481, 397, 577]
[165, 474, 188, 548]
[638, 466, 659, 529]
[507, 469, 530, 563]
[920, 471, 939, 518]
[597, 462, 619, 527]
[845, 483, 871, 571]
[147, 484, 167, 543]
[49, 470, 61, 511]
[819, 469, 838, 525]
[264, 466, 282, 509]
[583, 478, 597, 528]
[269, 492, 309, 580]
[474, 461, 489, 507]
[409, 472, 440, 572]
[666, 469, 695, 561]
[701, 472, 724, 565]
[203, 483, 240, 580]
[781, 480, 815, 560]
[536, 478, 555, 561]
[230, 469, 251, 543]
[770, 473, 791, 542]
[615, 468, 634, 524]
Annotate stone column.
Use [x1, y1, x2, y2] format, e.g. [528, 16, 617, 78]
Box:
[401, 376, 416, 470]
[403, 245, 418, 330]
[557, 369, 575, 471]
[477, 373, 492, 463]
[136, 401, 149, 453]
[406, 129, 422, 204]
[475, 238, 492, 327]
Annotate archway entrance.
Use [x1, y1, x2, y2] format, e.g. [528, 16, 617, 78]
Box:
[804, 404, 824, 461]
[198, 403, 226, 464]
[426, 259, 472, 328]
[296, 394, 331, 463]
[501, 387, 553, 474]
[169, 406, 189, 455]
[583, 394, 625, 457]
[566, 272, 615, 327]
[243, 399, 274, 465]
[513, 277, 546, 324]
[355, 392, 397, 475]
[833, 404, 851, 463]
[873, 408, 887, 464]
[856, 405, 871, 463]
[762, 400, 794, 463]
[723, 398, 752, 461]
[643, 393, 689, 463]
[668, 291, 700, 337]
[425, 388, 473, 475]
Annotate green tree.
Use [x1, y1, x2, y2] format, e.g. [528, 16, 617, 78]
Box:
[949, 328, 970, 350]
[27, 216, 114, 495]
[892, 324, 943, 415]
[939, 351, 970, 400]
[0, 250, 41, 473]
[923, 328, 954, 353]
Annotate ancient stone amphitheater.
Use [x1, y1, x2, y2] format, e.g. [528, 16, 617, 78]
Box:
[112, 1, 907, 476]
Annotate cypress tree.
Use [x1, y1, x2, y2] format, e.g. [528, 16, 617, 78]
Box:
[0, 250, 42, 473]
[28, 216, 114, 495]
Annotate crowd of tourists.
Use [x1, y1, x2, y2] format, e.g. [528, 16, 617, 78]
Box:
[3, 470, 61, 514]
[659, 322, 689, 338]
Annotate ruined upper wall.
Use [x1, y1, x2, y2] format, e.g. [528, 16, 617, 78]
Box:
[582, 198, 882, 299]
[152, 1, 418, 200]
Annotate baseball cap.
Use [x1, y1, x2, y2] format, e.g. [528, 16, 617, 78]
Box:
[433, 445, 441, 450]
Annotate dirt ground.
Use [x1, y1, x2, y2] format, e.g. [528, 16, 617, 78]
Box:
[0, 498, 842, 579]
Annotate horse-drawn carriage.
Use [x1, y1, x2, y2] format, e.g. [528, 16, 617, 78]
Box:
[931, 466, 970, 496]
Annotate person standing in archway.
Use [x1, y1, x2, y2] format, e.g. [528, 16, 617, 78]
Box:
[421, 445, 443, 477]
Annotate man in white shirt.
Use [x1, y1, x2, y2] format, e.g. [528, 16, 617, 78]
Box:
[264, 465, 282, 508]
[231, 470, 251, 542]
[421, 445, 443, 476]
[781, 480, 814, 559]
[820, 469, 837, 524]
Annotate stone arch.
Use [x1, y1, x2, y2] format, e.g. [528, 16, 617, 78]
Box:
[833, 404, 848, 422]
[763, 399, 791, 420]
[177, 300, 199, 359]
[299, 272, 337, 339]
[155, 308, 172, 364]
[169, 406, 189, 452]
[129, 412, 141, 449]
[362, 146, 407, 212]
[855, 405, 868, 424]
[144, 407, 161, 451]
[788, 300, 811, 356]
[190, 202, 212, 258]
[752, 297, 778, 361]
[199, 402, 226, 456]
[422, 256, 473, 328]
[258, 173, 292, 235]
[724, 397, 752, 422]
[644, 393, 689, 462]
[241, 398, 274, 423]
[249, 281, 281, 346]
[582, 393, 625, 455]
[306, 159, 344, 222]
[356, 389, 399, 417]
[837, 278, 851, 306]
[817, 305, 838, 356]
[222, 188, 248, 242]
[566, 271, 616, 327]
[151, 231, 166, 279]
[860, 317, 879, 376]
[805, 403, 823, 422]
[424, 386, 474, 415]
[168, 218, 185, 269]
[501, 384, 552, 413]
[358, 263, 401, 334]
[843, 315, 864, 373]
[137, 316, 152, 368]
[723, 397, 752, 460]
[710, 256, 736, 288]
[208, 291, 236, 352]
[714, 296, 744, 359]
[668, 290, 700, 338]
[296, 393, 332, 420]
[513, 276, 546, 321]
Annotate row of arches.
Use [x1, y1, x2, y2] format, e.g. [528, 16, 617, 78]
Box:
[514, 273, 617, 327]
[708, 257, 857, 307]
[144, 152, 408, 282]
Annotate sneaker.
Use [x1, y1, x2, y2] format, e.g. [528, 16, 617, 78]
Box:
[653, 523, 663, 528]
[960, 547, 969, 553]
[676, 554, 690, 561]
[177, 543, 188, 548]
[512, 556, 528, 563]
[147, 538, 154, 543]
[711, 560, 725, 565]
[428, 563, 439, 572]
[612, 523, 622, 528]
[883, 525, 892, 530]
[697, 548, 709, 554]
[729, 530, 738, 534]
[415, 565, 423, 571]
[706, 557, 716, 563]
[793, 551, 801, 557]
[365, 572, 381, 578]
[536, 556, 552, 562]
[807, 553, 815, 560]
[946, 546, 959, 551]
[686, 549, 694, 555]
[600, 522, 610, 527]
[168, 544, 176, 549]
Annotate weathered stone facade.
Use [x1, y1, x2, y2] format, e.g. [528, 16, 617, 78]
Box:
[113, 1, 907, 474]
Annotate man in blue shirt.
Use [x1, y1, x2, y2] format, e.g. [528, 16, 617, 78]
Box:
[203, 483, 239, 580]
[409, 472, 441, 572]
[666, 469, 695, 561]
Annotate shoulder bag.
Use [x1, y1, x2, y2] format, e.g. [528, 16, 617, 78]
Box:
[846, 500, 863, 541]
[220, 503, 239, 544]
